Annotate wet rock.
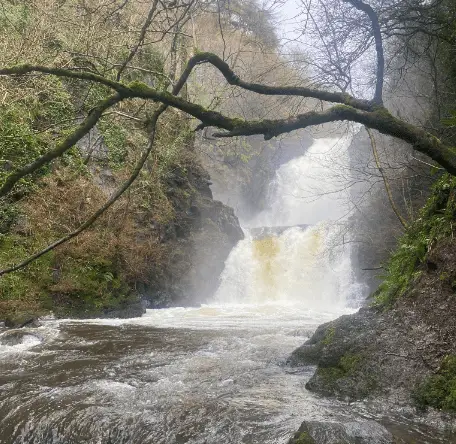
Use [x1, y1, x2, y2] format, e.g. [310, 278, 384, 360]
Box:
[0, 330, 42, 346]
[140, 161, 243, 307]
[289, 239, 456, 408]
[99, 301, 146, 319]
[288, 420, 393, 444]
[4, 314, 42, 329]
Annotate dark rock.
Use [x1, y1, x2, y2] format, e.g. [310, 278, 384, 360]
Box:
[4, 315, 42, 329]
[140, 161, 243, 307]
[0, 330, 42, 346]
[289, 239, 456, 406]
[98, 301, 146, 319]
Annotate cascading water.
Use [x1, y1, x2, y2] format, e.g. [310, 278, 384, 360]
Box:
[214, 135, 365, 309]
[0, 136, 375, 444]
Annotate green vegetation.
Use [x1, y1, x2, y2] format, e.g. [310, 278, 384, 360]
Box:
[413, 355, 456, 412]
[291, 432, 316, 444]
[322, 326, 336, 346]
[0, 75, 74, 197]
[375, 174, 456, 307]
[317, 353, 364, 386]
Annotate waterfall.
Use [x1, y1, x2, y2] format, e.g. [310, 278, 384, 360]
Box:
[213, 135, 366, 309]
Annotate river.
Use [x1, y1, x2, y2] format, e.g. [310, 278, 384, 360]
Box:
[0, 136, 444, 443]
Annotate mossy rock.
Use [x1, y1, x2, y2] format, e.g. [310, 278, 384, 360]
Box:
[413, 355, 456, 412]
[289, 431, 316, 444]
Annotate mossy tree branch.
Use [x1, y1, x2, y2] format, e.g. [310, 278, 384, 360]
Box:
[1, 55, 456, 190]
[0, 37, 189, 276]
[0, 93, 124, 199]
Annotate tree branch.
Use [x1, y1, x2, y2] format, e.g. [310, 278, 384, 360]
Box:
[116, 0, 160, 81]
[0, 94, 124, 198]
[0, 31, 190, 276]
[343, 0, 384, 104]
[0, 112, 161, 277]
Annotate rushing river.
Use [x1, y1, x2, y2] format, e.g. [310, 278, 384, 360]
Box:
[0, 305, 352, 443]
[0, 137, 445, 443]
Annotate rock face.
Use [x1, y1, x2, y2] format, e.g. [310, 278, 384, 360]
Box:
[197, 132, 314, 222]
[140, 160, 244, 307]
[288, 239, 456, 408]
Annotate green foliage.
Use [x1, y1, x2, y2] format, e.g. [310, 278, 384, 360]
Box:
[0, 233, 55, 317]
[0, 75, 75, 196]
[0, 105, 46, 196]
[0, 2, 31, 34]
[413, 355, 456, 412]
[98, 118, 129, 168]
[49, 256, 133, 316]
[0, 199, 20, 234]
[27, 76, 74, 131]
[375, 174, 456, 307]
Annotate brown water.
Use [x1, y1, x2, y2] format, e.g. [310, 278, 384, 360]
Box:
[0, 305, 450, 444]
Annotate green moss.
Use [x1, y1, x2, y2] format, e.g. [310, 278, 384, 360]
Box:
[413, 355, 456, 412]
[322, 326, 336, 346]
[98, 118, 128, 168]
[316, 353, 364, 387]
[375, 174, 456, 307]
[128, 80, 153, 94]
[317, 366, 346, 385]
[292, 432, 316, 444]
[340, 353, 363, 373]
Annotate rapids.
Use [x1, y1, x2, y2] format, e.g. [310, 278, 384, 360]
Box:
[1, 136, 438, 443]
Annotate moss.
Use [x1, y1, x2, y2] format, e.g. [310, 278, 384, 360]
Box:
[98, 117, 128, 168]
[340, 353, 363, 373]
[322, 326, 336, 346]
[128, 80, 154, 94]
[316, 353, 364, 388]
[291, 432, 316, 444]
[375, 174, 456, 307]
[317, 366, 346, 386]
[413, 355, 456, 412]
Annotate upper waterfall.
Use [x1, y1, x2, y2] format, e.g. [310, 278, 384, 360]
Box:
[213, 135, 366, 308]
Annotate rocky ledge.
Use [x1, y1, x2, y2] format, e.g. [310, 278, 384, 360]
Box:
[287, 239, 456, 442]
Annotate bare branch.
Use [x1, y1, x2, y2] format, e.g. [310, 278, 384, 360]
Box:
[366, 127, 408, 229]
[342, 0, 385, 103]
[116, 0, 160, 81]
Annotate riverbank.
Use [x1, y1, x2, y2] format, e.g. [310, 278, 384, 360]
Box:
[287, 176, 456, 443]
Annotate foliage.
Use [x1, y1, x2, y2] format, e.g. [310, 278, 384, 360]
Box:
[413, 355, 456, 412]
[98, 118, 129, 168]
[375, 174, 456, 307]
[0, 75, 74, 197]
[0, 2, 31, 34]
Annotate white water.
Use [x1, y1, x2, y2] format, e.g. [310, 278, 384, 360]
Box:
[214, 135, 365, 310]
[0, 136, 369, 444]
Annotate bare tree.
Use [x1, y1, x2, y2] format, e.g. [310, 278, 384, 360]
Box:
[0, 0, 455, 274]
